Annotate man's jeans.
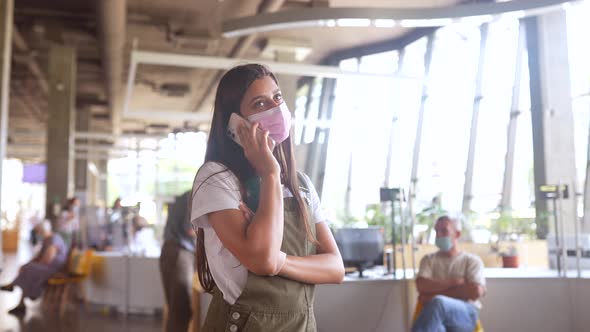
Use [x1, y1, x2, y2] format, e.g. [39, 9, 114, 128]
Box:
[411, 295, 478, 332]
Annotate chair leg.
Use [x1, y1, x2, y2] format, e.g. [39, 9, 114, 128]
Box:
[59, 284, 71, 318]
[77, 283, 88, 310]
[43, 285, 57, 312]
[57, 285, 65, 305]
[52, 285, 64, 313]
[42, 286, 51, 311]
[72, 282, 83, 303]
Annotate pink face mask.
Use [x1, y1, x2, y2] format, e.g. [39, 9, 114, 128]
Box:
[247, 103, 292, 144]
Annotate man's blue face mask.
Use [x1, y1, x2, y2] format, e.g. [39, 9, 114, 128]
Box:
[435, 236, 453, 252]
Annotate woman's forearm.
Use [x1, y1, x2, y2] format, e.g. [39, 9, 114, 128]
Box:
[278, 253, 345, 284]
[245, 173, 284, 269]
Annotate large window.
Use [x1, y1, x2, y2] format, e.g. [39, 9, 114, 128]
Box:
[316, 3, 590, 272]
[108, 131, 207, 224]
[322, 52, 421, 223]
[568, 2, 590, 215]
[322, 18, 536, 236]
[417, 25, 479, 214]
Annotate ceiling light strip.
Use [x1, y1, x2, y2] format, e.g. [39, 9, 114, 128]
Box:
[132, 50, 418, 80]
[121, 48, 421, 124]
[222, 0, 578, 38]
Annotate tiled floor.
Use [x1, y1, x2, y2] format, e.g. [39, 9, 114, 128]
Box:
[0, 308, 163, 332]
[1, 240, 163, 332]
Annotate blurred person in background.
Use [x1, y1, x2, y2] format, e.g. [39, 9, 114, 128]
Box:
[28, 210, 43, 245]
[412, 216, 486, 332]
[159, 191, 196, 332]
[0, 220, 68, 316]
[57, 197, 80, 248]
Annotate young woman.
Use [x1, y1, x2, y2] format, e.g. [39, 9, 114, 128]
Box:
[191, 64, 344, 331]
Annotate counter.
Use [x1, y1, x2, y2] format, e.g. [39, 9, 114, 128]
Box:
[84, 253, 590, 331]
[82, 251, 165, 314]
[198, 266, 590, 332]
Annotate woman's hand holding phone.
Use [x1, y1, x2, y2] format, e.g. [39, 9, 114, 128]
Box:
[237, 121, 280, 177]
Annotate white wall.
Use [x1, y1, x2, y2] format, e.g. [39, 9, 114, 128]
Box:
[481, 279, 575, 332]
[315, 281, 412, 332]
[573, 279, 590, 331]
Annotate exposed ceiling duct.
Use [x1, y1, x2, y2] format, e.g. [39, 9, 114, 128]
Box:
[13, 27, 49, 95]
[96, 0, 127, 135]
[10, 0, 475, 141]
[192, 0, 288, 113]
[158, 82, 191, 97]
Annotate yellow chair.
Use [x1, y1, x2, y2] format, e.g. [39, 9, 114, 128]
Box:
[43, 249, 94, 317]
[412, 299, 484, 332]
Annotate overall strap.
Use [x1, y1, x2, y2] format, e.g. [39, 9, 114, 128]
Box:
[296, 171, 312, 200]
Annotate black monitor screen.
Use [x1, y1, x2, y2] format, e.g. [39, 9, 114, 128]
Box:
[333, 227, 385, 271]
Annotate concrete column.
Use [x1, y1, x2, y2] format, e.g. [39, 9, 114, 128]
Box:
[462, 24, 489, 216]
[294, 140, 310, 173]
[525, 11, 579, 238]
[500, 21, 526, 213]
[87, 159, 98, 206]
[0, 0, 14, 263]
[275, 51, 306, 172]
[97, 159, 108, 207]
[45, 45, 77, 221]
[74, 107, 90, 205]
[276, 51, 298, 111]
[74, 107, 90, 247]
[294, 80, 316, 173]
[306, 77, 336, 196]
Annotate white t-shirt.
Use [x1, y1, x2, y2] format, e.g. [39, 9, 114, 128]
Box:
[58, 211, 79, 234]
[191, 161, 327, 304]
[417, 251, 486, 309]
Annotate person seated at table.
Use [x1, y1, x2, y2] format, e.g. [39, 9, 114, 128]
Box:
[412, 215, 486, 332]
[129, 215, 159, 255]
[0, 220, 68, 315]
[57, 197, 80, 247]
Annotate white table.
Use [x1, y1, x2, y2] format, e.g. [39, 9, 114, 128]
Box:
[82, 251, 165, 314]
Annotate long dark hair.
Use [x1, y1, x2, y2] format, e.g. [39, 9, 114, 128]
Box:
[195, 64, 315, 293]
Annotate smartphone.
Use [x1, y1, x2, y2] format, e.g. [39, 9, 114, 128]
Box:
[227, 113, 275, 149]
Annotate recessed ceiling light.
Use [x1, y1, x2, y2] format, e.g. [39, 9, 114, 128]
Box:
[374, 19, 396, 28]
[336, 18, 371, 27]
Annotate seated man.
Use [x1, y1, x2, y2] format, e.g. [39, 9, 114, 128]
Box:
[412, 216, 486, 332]
[0, 220, 68, 315]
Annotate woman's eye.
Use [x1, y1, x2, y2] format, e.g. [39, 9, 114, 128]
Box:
[255, 101, 265, 108]
[274, 94, 283, 102]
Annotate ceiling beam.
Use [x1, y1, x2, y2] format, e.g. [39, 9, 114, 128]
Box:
[8, 130, 169, 141]
[222, 0, 575, 38]
[131, 50, 416, 79]
[74, 131, 168, 141]
[192, 0, 288, 114]
[323, 27, 436, 64]
[11, 96, 44, 122]
[123, 50, 418, 124]
[97, 0, 127, 135]
[10, 78, 47, 122]
[12, 26, 50, 95]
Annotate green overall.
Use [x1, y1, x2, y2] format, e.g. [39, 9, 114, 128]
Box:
[202, 180, 317, 332]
